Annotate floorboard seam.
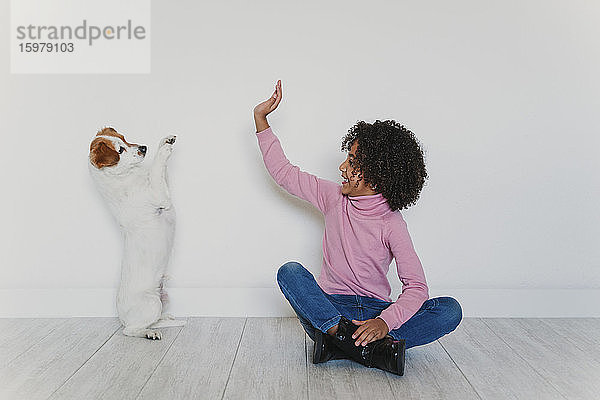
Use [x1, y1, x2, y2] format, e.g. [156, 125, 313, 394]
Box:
[438, 334, 484, 400]
[45, 321, 121, 400]
[480, 318, 569, 400]
[384, 371, 396, 399]
[5, 318, 68, 367]
[220, 317, 247, 400]
[133, 323, 186, 400]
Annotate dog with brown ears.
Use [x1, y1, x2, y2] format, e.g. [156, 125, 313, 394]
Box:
[89, 127, 186, 339]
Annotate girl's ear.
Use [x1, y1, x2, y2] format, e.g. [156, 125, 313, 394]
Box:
[90, 138, 120, 169]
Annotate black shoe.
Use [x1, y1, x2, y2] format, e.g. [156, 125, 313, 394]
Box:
[331, 316, 406, 376]
[313, 328, 348, 364]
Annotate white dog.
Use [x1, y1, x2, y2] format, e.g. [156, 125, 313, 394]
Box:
[89, 127, 186, 340]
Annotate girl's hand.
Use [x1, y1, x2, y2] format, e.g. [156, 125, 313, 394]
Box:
[351, 318, 390, 346]
[254, 80, 282, 132]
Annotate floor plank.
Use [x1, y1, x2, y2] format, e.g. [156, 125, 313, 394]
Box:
[0, 318, 120, 400]
[136, 317, 245, 400]
[483, 318, 600, 400]
[438, 318, 565, 399]
[306, 334, 395, 400]
[48, 324, 184, 400]
[387, 340, 481, 400]
[538, 318, 600, 357]
[223, 317, 306, 400]
[0, 318, 67, 366]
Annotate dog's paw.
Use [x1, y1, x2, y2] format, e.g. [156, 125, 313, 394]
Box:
[157, 135, 176, 159]
[145, 330, 162, 340]
[161, 135, 177, 146]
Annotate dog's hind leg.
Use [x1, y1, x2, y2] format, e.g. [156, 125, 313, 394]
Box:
[148, 318, 187, 328]
[122, 326, 163, 340]
[158, 274, 170, 309]
[120, 291, 164, 340]
[155, 274, 186, 324]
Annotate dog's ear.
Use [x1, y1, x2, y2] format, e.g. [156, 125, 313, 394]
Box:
[90, 138, 119, 169]
[96, 126, 133, 146]
[97, 127, 117, 137]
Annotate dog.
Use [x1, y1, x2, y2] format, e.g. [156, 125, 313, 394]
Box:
[89, 127, 186, 339]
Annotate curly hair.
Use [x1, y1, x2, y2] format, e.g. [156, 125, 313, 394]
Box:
[341, 120, 428, 211]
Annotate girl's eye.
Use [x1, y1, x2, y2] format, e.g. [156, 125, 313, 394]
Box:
[119, 147, 125, 154]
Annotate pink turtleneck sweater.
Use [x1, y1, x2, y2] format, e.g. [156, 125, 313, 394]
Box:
[257, 127, 429, 330]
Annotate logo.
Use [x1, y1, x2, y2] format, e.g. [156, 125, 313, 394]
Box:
[11, 0, 151, 74]
[16, 20, 147, 46]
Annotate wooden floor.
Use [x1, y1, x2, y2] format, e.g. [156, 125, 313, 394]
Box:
[1, 317, 599, 400]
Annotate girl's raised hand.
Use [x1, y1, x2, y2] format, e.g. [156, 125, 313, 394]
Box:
[254, 80, 282, 118]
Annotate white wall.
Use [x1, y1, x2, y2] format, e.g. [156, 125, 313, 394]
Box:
[1, 0, 599, 317]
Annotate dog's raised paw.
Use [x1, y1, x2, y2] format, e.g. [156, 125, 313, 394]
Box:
[162, 135, 176, 145]
[146, 330, 162, 340]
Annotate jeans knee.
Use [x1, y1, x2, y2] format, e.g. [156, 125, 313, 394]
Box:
[276, 261, 305, 287]
[442, 297, 462, 332]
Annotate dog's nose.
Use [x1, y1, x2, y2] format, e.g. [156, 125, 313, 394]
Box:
[139, 145, 147, 155]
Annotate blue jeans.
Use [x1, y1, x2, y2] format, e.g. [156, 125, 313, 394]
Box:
[276, 261, 462, 349]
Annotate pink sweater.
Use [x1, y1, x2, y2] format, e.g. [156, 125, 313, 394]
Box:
[257, 127, 429, 330]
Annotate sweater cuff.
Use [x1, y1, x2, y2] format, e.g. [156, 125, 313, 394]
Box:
[377, 309, 399, 331]
[256, 126, 273, 135]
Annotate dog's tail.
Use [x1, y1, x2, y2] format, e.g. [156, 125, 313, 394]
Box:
[149, 318, 187, 328]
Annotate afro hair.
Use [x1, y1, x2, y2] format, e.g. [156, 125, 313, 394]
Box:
[341, 120, 427, 211]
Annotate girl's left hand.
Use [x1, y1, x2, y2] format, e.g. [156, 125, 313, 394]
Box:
[254, 80, 282, 118]
[351, 318, 390, 346]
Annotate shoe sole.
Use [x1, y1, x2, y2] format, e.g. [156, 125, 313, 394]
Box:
[313, 329, 324, 364]
[396, 339, 406, 376]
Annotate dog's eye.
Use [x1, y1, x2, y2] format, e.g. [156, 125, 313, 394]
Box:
[118, 146, 125, 154]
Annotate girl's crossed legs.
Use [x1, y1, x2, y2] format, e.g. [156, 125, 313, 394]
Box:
[276, 261, 462, 349]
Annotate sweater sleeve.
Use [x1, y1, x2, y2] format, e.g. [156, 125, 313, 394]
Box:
[256, 126, 340, 214]
[378, 214, 429, 331]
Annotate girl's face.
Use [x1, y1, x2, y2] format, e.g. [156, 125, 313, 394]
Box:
[339, 141, 378, 196]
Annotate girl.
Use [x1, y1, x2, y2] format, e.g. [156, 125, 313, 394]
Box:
[253, 80, 462, 376]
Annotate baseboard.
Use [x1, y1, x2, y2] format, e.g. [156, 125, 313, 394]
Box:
[0, 288, 599, 318]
